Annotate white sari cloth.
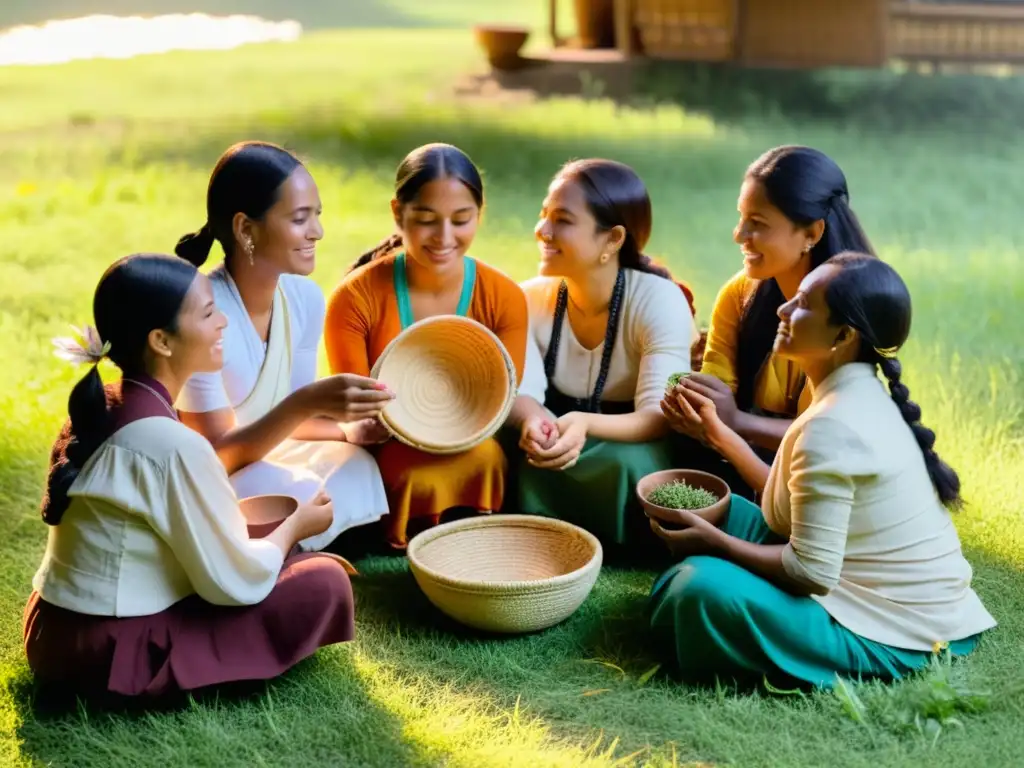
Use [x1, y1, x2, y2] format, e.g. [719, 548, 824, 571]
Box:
[177, 266, 388, 551]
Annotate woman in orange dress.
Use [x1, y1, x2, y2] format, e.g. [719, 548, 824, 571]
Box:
[324, 143, 528, 550]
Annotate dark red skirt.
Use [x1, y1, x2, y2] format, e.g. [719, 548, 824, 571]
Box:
[23, 553, 355, 698]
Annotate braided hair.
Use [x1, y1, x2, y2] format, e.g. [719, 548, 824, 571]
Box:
[824, 252, 961, 508]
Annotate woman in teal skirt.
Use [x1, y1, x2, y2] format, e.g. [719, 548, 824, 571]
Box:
[650, 253, 996, 688]
[501, 159, 700, 553]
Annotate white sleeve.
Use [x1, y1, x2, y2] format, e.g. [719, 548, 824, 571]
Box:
[781, 416, 863, 593]
[518, 315, 549, 404]
[176, 370, 231, 413]
[632, 277, 695, 412]
[516, 277, 557, 405]
[289, 277, 325, 391]
[151, 437, 284, 606]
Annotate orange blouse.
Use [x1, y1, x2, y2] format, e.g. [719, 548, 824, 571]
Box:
[324, 252, 528, 382]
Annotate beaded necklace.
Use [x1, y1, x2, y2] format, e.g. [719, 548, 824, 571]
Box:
[543, 268, 626, 414]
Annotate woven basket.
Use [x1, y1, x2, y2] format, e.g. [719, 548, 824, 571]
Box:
[406, 515, 603, 634]
[370, 315, 517, 455]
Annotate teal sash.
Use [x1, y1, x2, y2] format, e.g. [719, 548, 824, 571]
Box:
[393, 252, 477, 329]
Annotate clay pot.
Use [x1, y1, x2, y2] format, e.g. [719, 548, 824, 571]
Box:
[635, 469, 731, 530]
[472, 25, 530, 71]
[239, 494, 298, 539]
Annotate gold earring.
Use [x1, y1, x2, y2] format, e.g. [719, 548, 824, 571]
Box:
[245, 240, 254, 266]
[600, 252, 610, 265]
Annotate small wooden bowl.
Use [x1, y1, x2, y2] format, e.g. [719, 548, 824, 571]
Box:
[239, 494, 298, 539]
[240, 494, 359, 574]
[635, 469, 731, 530]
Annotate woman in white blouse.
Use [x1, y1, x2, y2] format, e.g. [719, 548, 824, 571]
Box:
[174, 141, 392, 552]
[504, 159, 699, 552]
[26, 253, 375, 700]
[649, 252, 996, 688]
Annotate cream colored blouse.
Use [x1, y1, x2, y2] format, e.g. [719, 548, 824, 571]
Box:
[762, 362, 996, 650]
[32, 417, 284, 617]
[519, 269, 697, 411]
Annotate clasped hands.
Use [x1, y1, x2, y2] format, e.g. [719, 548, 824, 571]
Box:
[519, 412, 588, 471]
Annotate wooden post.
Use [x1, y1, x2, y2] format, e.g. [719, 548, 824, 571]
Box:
[549, 0, 560, 47]
[614, 0, 634, 56]
[733, 0, 746, 64]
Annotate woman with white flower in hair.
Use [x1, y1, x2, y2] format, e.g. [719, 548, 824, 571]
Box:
[26, 253, 359, 701]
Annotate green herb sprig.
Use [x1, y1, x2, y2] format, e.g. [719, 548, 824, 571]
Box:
[647, 480, 719, 510]
[666, 372, 689, 388]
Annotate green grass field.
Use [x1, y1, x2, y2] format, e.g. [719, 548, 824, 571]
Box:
[2, 2, 1024, 766]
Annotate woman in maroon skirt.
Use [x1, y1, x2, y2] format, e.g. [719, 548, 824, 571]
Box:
[25, 252, 386, 700]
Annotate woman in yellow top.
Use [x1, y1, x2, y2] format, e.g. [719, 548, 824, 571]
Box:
[324, 143, 529, 550]
[663, 145, 875, 497]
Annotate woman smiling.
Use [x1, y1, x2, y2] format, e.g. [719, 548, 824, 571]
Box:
[649, 253, 996, 688]
[663, 145, 875, 498]
[505, 159, 699, 552]
[26, 254, 356, 700]
[175, 141, 391, 553]
[324, 143, 529, 550]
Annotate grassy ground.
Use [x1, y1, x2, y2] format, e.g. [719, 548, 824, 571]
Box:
[2, 3, 1024, 767]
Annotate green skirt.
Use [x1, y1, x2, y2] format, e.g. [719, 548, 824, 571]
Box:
[648, 496, 983, 689]
[500, 428, 679, 555]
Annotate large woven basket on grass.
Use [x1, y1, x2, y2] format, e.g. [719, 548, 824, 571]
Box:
[407, 515, 603, 634]
[370, 315, 517, 455]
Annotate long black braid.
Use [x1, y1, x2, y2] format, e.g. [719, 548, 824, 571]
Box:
[825, 251, 962, 508]
[875, 355, 960, 506]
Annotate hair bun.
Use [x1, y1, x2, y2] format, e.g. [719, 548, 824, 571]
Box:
[174, 223, 215, 267]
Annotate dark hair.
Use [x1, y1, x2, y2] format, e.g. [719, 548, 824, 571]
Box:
[41, 253, 199, 525]
[175, 141, 302, 267]
[735, 145, 875, 411]
[555, 158, 697, 315]
[824, 252, 961, 508]
[349, 143, 484, 271]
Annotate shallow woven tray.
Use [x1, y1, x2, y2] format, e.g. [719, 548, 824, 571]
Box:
[370, 315, 517, 455]
[406, 515, 603, 634]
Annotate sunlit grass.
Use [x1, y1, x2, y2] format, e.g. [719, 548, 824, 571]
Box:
[2, 1, 1024, 766]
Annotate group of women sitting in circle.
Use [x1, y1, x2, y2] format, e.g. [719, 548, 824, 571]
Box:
[23, 138, 996, 702]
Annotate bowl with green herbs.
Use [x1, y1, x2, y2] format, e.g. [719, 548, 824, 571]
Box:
[635, 469, 731, 529]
